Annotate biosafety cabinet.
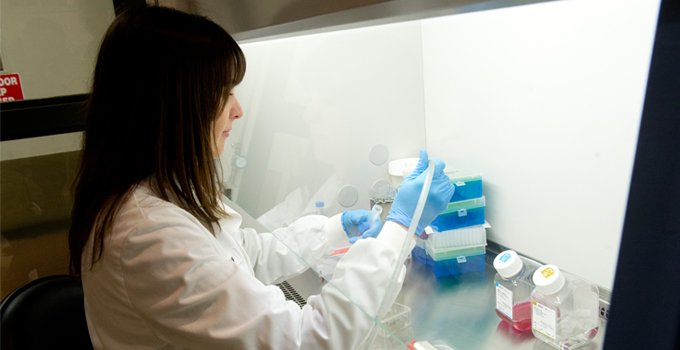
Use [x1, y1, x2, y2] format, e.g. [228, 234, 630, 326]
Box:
[1, 0, 678, 349]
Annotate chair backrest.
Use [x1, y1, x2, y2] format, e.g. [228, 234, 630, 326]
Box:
[1, 275, 94, 350]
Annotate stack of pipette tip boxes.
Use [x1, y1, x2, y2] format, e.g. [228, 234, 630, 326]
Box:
[413, 168, 487, 278]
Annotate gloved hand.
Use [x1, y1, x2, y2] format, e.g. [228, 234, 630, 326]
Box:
[342, 210, 383, 244]
[386, 149, 455, 238]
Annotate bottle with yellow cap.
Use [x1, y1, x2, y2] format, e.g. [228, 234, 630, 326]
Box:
[530, 264, 600, 349]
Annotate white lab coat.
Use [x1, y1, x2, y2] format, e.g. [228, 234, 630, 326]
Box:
[81, 182, 414, 349]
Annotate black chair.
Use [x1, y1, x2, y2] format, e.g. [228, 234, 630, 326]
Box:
[1, 275, 94, 350]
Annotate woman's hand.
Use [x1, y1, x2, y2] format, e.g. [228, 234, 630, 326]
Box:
[386, 150, 455, 238]
[341, 210, 383, 243]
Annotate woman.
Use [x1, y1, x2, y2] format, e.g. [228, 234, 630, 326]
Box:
[69, 5, 454, 349]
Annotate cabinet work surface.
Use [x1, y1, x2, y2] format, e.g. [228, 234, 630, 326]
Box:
[286, 243, 608, 350]
[394, 248, 607, 350]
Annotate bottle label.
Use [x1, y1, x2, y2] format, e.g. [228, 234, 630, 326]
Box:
[532, 301, 557, 340]
[495, 283, 513, 320]
[498, 252, 511, 263]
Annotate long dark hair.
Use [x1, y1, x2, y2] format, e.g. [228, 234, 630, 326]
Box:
[69, 5, 246, 276]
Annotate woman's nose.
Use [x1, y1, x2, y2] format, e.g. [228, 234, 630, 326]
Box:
[232, 98, 244, 119]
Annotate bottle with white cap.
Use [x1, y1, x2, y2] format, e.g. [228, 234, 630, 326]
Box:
[530, 264, 600, 349]
[493, 250, 538, 332]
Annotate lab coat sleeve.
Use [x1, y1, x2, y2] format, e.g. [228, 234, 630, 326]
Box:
[119, 208, 414, 350]
[302, 221, 415, 349]
[237, 213, 348, 285]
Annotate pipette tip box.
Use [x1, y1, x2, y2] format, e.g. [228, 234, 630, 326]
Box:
[446, 168, 483, 202]
[430, 196, 485, 232]
[412, 245, 485, 278]
[423, 224, 487, 259]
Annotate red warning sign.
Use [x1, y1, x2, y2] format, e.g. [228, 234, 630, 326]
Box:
[0, 74, 24, 102]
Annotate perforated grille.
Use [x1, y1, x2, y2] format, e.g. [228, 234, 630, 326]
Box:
[276, 281, 307, 308]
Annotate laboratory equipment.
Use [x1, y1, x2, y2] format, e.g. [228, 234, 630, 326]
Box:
[315, 201, 325, 216]
[429, 197, 486, 232]
[423, 244, 486, 262]
[338, 185, 360, 207]
[445, 168, 483, 202]
[388, 157, 420, 187]
[369, 184, 398, 205]
[358, 204, 383, 233]
[531, 265, 600, 349]
[406, 341, 440, 350]
[369, 183, 397, 223]
[369, 144, 390, 165]
[423, 225, 487, 259]
[368, 204, 383, 227]
[227, 142, 246, 188]
[370, 302, 412, 350]
[363, 153, 437, 350]
[493, 250, 539, 332]
[412, 245, 486, 278]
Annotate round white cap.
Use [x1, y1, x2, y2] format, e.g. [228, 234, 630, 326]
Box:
[388, 158, 419, 177]
[493, 250, 524, 278]
[532, 264, 565, 295]
[388, 158, 419, 186]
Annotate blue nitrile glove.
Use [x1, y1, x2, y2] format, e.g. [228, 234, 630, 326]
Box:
[341, 210, 383, 244]
[386, 150, 455, 238]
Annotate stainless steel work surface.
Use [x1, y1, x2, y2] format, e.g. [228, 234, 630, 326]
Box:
[395, 252, 607, 350]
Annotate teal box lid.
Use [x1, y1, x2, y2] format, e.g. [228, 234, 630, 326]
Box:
[442, 196, 486, 214]
[446, 168, 482, 184]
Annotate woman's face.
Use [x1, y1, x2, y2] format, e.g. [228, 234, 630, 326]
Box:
[213, 88, 243, 157]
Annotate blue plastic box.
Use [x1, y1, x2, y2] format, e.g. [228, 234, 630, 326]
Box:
[430, 196, 485, 232]
[412, 246, 485, 278]
[447, 169, 483, 202]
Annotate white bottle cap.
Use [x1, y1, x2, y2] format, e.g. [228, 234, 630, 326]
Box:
[532, 264, 566, 295]
[388, 158, 419, 186]
[493, 250, 524, 278]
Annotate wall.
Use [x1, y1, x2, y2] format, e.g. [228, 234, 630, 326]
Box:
[421, 0, 659, 289]
[230, 0, 661, 289]
[0, 0, 115, 100]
